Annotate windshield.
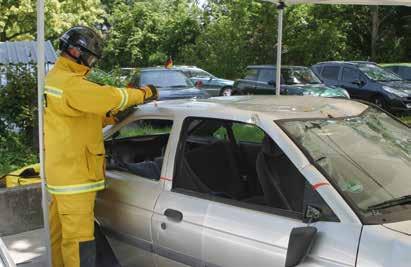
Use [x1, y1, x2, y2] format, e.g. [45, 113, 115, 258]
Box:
[141, 70, 194, 89]
[358, 64, 402, 82]
[279, 108, 411, 219]
[282, 68, 322, 85]
[185, 69, 213, 78]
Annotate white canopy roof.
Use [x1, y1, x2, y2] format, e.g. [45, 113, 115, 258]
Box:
[282, 0, 411, 6]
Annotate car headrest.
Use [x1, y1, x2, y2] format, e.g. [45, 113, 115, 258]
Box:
[262, 136, 284, 157]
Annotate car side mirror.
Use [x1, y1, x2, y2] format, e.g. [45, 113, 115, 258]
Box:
[268, 80, 275, 86]
[303, 205, 322, 224]
[352, 80, 365, 87]
[285, 226, 318, 267]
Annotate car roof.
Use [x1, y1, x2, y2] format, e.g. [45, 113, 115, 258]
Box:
[172, 65, 200, 69]
[141, 67, 185, 72]
[134, 95, 368, 121]
[247, 65, 307, 69]
[314, 61, 377, 66]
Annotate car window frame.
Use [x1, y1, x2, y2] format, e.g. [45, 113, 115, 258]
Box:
[172, 116, 339, 222]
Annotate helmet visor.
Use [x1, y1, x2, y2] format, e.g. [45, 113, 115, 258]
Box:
[80, 50, 99, 67]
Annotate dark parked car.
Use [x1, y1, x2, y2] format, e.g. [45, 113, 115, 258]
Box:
[381, 63, 411, 81]
[174, 66, 234, 96]
[233, 65, 349, 98]
[128, 67, 209, 100]
[312, 61, 411, 113]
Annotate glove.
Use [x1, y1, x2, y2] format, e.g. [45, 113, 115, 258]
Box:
[112, 107, 134, 123]
[138, 84, 158, 102]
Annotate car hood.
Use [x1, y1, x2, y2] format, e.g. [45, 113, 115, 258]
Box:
[380, 80, 411, 94]
[158, 87, 209, 100]
[383, 220, 411, 235]
[283, 83, 349, 98]
[358, 223, 411, 267]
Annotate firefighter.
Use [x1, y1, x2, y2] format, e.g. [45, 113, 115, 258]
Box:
[44, 26, 157, 267]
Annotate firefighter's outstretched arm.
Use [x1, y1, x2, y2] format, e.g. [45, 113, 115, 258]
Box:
[62, 78, 157, 116]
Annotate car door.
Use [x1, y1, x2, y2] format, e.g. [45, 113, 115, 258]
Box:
[254, 68, 276, 95]
[95, 118, 173, 267]
[339, 67, 368, 100]
[198, 120, 362, 267]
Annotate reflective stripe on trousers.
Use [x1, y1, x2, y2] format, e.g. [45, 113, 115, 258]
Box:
[47, 180, 105, 195]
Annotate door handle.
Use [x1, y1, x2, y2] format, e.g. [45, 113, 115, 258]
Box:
[164, 209, 183, 222]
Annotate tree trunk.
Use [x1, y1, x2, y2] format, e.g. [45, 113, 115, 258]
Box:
[371, 6, 379, 61]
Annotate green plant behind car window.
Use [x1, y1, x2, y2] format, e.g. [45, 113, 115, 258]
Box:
[232, 123, 265, 143]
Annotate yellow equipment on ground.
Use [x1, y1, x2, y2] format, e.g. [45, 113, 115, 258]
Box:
[1, 163, 41, 188]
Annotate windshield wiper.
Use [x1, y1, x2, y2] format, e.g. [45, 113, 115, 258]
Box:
[367, 195, 411, 211]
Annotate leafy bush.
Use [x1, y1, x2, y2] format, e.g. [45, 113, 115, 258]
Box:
[0, 65, 38, 175]
[86, 68, 128, 87]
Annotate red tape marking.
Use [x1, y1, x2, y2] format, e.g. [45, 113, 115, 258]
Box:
[160, 176, 172, 181]
[312, 182, 329, 190]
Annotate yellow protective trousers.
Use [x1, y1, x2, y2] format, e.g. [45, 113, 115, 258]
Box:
[49, 192, 96, 267]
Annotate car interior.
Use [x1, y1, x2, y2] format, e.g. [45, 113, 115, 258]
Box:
[105, 117, 336, 217]
[104, 119, 173, 180]
[173, 118, 308, 213]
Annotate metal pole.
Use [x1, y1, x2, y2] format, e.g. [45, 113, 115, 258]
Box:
[37, 0, 52, 266]
[275, 1, 285, 96]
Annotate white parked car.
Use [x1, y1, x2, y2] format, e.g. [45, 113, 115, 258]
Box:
[96, 95, 411, 267]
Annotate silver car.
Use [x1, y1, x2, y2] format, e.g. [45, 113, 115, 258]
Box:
[96, 95, 411, 267]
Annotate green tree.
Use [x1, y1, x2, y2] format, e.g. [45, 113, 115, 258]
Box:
[0, 0, 105, 42]
[0, 65, 38, 175]
[100, 0, 201, 69]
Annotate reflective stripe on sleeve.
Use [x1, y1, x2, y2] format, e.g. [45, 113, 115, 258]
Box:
[45, 86, 63, 98]
[115, 88, 128, 111]
[47, 180, 105, 195]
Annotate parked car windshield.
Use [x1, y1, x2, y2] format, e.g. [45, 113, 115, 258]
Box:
[141, 70, 194, 89]
[279, 108, 411, 219]
[358, 63, 402, 82]
[282, 68, 322, 85]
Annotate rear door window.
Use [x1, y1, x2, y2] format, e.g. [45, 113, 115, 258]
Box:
[321, 66, 340, 80]
[106, 119, 173, 180]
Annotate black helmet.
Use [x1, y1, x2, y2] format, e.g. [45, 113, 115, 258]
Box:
[59, 26, 103, 67]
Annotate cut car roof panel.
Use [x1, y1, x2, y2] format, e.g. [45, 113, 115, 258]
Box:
[140, 95, 368, 121]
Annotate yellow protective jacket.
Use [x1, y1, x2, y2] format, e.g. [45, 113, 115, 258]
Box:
[44, 56, 146, 195]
